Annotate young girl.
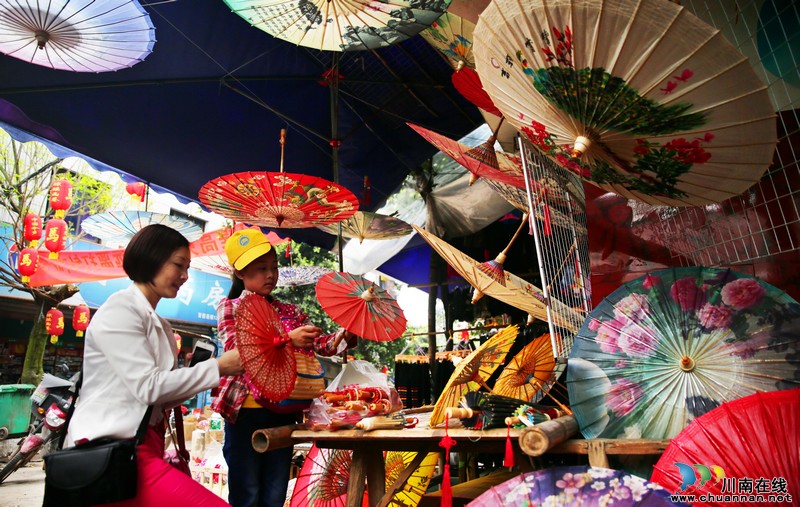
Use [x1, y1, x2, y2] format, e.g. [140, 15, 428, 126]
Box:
[211, 229, 356, 507]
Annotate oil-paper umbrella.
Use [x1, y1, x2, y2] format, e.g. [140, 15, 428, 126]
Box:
[81, 211, 204, 246]
[278, 266, 335, 288]
[382, 451, 439, 507]
[412, 225, 583, 333]
[494, 332, 557, 403]
[316, 211, 412, 243]
[470, 465, 684, 506]
[235, 293, 297, 403]
[429, 324, 518, 428]
[650, 389, 799, 503]
[223, 0, 448, 52]
[315, 271, 407, 343]
[567, 267, 800, 440]
[290, 443, 352, 507]
[474, 0, 777, 206]
[0, 0, 155, 72]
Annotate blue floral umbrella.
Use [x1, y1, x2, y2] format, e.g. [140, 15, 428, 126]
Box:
[470, 465, 684, 506]
[567, 267, 800, 440]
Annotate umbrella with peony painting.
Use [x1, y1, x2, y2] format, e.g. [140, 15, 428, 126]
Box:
[567, 267, 800, 440]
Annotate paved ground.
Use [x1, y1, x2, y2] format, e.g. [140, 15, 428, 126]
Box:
[1, 460, 45, 507]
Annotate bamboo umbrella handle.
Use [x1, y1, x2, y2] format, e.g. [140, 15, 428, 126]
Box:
[445, 407, 475, 419]
[251, 423, 304, 453]
[518, 415, 579, 456]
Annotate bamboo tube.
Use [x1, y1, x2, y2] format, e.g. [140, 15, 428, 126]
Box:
[445, 407, 475, 419]
[518, 415, 579, 456]
[251, 424, 304, 453]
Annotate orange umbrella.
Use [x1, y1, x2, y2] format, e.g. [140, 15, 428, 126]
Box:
[494, 332, 557, 403]
[429, 325, 519, 428]
[315, 272, 407, 343]
[235, 293, 296, 403]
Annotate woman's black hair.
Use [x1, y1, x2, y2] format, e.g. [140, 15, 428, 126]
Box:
[123, 224, 190, 283]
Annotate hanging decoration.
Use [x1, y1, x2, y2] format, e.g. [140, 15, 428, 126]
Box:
[49, 179, 72, 219]
[23, 212, 43, 246]
[44, 218, 67, 259]
[72, 305, 91, 337]
[46, 308, 65, 344]
[17, 247, 39, 283]
[125, 182, 147, 205]
[173, 333, 182, 351]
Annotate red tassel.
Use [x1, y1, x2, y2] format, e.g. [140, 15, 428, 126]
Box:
[284, 240, 291, 259]
[503, 421, 515, 468]
[441, 418, 453, 507]
[543, 201, 552, 236]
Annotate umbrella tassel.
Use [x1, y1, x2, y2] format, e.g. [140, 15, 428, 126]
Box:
[503, 420, 515, 468]
[543, 201, 552, 236]
[440, 418, 454, 507]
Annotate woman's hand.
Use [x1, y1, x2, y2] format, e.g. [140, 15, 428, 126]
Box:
[216, 349, 244, 376]
[289, 325, 322, 348]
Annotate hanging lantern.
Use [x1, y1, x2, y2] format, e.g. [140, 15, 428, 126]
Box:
[46, 308, 65, 344]
[23, 213, 43, 247]
[49, 179, 73, 219]
[125, 182, 147, 205]
[45, 219, 68, 259]
[72, 305, 91, 337]
[18, 247, 39, 283]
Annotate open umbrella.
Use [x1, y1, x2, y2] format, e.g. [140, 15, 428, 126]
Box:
[80, 211, 204, 246]
[470, 465, 684, 506]
[315, 271, 407, 342]
[235, 293, 297, 403]
[494, 332, 557, 403]
[383, 451, 439, 507]
[0, 0, 155, 72]
[474, 0, 777, 206]
[278, 266, 335, 288]
[650, 389, 799, 503]
[429, 324, 518, 428]
[223, 0, 449, 52]
[484, 180, 586, 235]
[290, 443, 352, 507]
[412, 225, 583, 333]
[419, 12, 502, 117]
[567, 267, 800, 440]
[316, 211, 412, 243]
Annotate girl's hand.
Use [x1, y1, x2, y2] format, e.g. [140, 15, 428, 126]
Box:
[289, 325, 321, 348]
[216, 349, 244, 376]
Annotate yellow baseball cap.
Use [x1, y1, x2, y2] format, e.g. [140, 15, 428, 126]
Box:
[224, 229, 273, 271]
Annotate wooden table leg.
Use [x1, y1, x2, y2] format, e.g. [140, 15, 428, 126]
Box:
[347, 447, 385, 507]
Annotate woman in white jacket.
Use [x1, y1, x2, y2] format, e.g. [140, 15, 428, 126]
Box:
[66, 224, 243, 506]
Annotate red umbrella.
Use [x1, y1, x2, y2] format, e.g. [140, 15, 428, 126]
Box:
[235, 293, 297, 403]
[315, 272, 407, 343]
[290, 443, 352, 507]
[650, 389, 799, 503]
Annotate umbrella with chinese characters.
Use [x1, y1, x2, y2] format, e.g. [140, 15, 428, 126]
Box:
[290, 443, 352, 507]
[235, 293, 297, 403]
[412, 225, 583, 333]
[470, 465, 683, 506]
[315, 271, 406, 342]
[198, 171, 358, 229]
[81, 211, 204, 247]
[223, 0, 449, 52]
[567, 267, 800, 440]
[316, 211, 412, 243]
[382, 451, 439, 507]
[419, 12, 501, 116]
[650, 389, 799, 503]
[429, 324, 518, 428]
[474, 0, 777, 206]
[0, 0, 155, 72]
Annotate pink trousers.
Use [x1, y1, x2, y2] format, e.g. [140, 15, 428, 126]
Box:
[101, 426, 230, 507]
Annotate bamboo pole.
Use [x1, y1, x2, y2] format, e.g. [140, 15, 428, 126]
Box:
[251, 424, 305, 453]
[518, 415, 579, 456]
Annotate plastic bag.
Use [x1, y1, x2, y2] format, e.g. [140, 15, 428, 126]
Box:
[307, 360, 402, 431]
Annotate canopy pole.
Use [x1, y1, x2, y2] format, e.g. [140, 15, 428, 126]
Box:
[329, 53, 347, 364]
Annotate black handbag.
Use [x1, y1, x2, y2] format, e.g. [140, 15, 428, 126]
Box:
[43, 372, 153, 507]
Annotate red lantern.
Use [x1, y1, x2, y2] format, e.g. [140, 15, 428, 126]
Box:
[125, 182, 147, 204]
[49, 179, 73, 219]
[46, 308, 65, 344]
[23, 213, 43, 247]
[72, 305, 91, 337]
[174, 332, 182, 351]
[18, 247, 39, 283]
[45, 219, 68, 259]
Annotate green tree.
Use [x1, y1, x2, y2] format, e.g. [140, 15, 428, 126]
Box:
[0, 131, 117, 384]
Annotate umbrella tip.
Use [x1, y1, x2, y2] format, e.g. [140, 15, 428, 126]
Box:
[35, 30, 49, 50]
[572, 136, 592, 157]
[679, 356, 696, 372]
[360, 285, 376, 301]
